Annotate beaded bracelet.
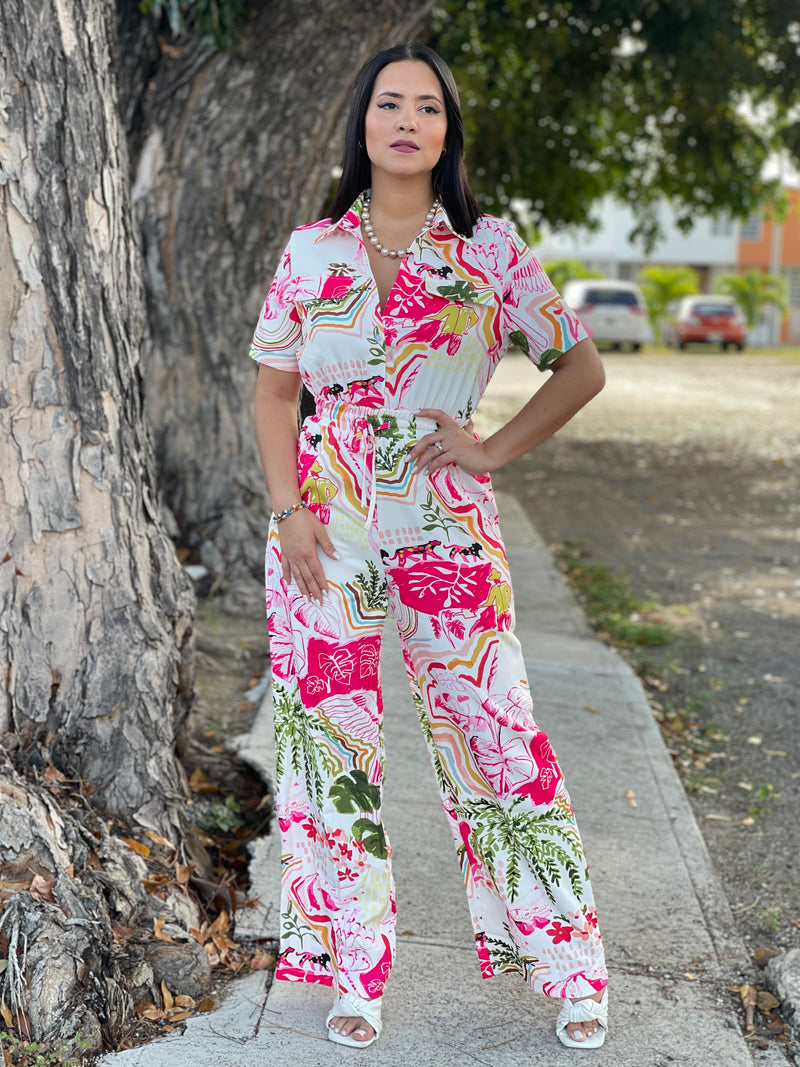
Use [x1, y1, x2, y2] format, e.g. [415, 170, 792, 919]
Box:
[272, 500, 307, 523]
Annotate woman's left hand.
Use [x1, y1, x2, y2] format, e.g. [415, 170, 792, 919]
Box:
[408, 408, 492, 475]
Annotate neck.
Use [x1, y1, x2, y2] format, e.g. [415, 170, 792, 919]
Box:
[367, 172, 436, 219]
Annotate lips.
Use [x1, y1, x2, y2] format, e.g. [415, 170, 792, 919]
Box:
[390, 140, 419, 151]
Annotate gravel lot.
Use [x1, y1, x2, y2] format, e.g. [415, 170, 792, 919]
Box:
[478, 351, 800, 955]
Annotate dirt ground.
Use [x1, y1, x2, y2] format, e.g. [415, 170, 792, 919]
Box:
[480, 350, 800, 959]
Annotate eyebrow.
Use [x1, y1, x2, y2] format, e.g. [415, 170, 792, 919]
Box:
[376, 90, 444, 104]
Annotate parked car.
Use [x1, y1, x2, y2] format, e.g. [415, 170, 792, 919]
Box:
[561, 280, 650, 351]
[662, 295, 747, 351]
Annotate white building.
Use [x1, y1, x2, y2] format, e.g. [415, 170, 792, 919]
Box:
[533, 196, 740, 292]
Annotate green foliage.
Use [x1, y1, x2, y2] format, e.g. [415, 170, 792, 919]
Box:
[431, 1, 799, 247]
[200, 794, 244, 833]
[458, 795, 585, 903]
[329, 769, 381, 814]
[0, 1031, 92, 1067]
[638, 265, 700, 333]
[759, 906, 781, 932]
[351, 817, 388, 859]
[140, 0, 245, 49]
[555, 541, 674, 648]
[273, 683, 334, 810]
[748, 782, 778, 819]
[543, 259, 605, 294]
[715, 269, 788, 329]
[352, 561, 387, 612]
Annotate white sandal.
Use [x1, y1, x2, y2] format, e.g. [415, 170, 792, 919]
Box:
[326, 990, 383, 1048]
[556, 988, 608, 1049]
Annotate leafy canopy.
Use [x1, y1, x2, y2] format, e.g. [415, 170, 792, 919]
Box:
[431, 1, 800, 247]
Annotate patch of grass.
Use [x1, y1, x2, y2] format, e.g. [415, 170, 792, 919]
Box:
[555, 541, 676, 649]
[0, 1032, 91, 1067]
[748, 783, 778, 819]
[759, 906, 781, 933]
[199, 795, 245, 834]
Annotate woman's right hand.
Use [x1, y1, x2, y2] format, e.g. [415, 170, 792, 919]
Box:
[277, 507, 338, 604]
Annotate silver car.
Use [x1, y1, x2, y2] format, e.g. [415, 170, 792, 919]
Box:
[562, 280, 650, 351]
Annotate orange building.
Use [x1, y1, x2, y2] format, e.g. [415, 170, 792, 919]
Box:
[738, 185, 800, 343]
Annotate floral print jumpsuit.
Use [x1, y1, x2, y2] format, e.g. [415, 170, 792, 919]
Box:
[250, 193, 608, 1003]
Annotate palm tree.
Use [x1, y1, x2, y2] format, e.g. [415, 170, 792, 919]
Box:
[715, 269, 788, 329]
[457, 795, 586, 903]
[638, 265, 700, 339]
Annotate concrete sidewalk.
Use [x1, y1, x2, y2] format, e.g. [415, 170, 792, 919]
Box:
[101, 492, 782, 1067]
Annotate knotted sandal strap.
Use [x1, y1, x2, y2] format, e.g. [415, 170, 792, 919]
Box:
[326, 991, 383, 1048]
[556, 989, 608, 1049]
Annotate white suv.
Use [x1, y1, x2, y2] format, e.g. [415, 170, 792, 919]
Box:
[561, 280, 650, 350]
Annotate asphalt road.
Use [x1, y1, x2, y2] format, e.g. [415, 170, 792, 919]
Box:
[477, 351, 800, 955]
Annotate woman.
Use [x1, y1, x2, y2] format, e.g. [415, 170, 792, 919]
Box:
[250, 42, 609, 1050]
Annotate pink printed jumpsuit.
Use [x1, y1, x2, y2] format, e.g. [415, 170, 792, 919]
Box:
[250, 193, 608, 1002]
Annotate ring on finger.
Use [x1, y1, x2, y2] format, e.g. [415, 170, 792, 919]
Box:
[434, 441, 444, 452]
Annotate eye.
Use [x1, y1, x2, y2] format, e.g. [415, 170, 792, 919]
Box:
[421, 106, 441, 115]
[377, 101, 398, 110]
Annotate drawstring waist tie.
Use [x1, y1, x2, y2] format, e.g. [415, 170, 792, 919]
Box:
[309, 400, 468, 528]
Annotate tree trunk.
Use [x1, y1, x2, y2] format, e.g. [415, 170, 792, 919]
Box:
[0, 0, 436, 1052]
[0, 0, 199, 1049]
[120, 0, 439, 581]
[0, 0, 194, 831]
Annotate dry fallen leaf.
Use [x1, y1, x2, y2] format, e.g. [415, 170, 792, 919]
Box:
[756, 990, 780, 1013]
[145, 830, 176, 850]
[175, 863, 195, 886]
[153, 916, 175, 943]
[168, 1010, 194, 1022]
[0, 999, 13, 1027]
[142, 874, 171, 895]
[29, 874, 57, 903]
[122, 838, 151, 858]
[197, 997, 215, 1013]
[174, 995, 195, 1009]
[43, 765, 67, 784]
[250, 951, 276, 971]
[188, 767, 218, 795]
[209, 910, 230, 936]
[112, 925, 133, 945]
[161, 981, 174, 1011]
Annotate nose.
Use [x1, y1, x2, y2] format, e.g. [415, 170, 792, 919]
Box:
[397, 111, 417, 132]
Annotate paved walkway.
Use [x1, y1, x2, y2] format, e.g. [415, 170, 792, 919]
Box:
[100, 493, 783, 1067]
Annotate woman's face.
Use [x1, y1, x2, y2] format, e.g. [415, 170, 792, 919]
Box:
[364, 61, 448, 183]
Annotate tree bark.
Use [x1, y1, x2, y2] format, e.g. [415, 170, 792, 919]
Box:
[120, 0, 439, 580]
[0, 0, 202, 1048]
[0, 0, 194, 831]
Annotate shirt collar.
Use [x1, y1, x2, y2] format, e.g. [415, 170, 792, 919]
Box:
[315, 191, 472, 245]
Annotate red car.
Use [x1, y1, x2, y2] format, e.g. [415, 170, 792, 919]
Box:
[663, 295, 747, 351]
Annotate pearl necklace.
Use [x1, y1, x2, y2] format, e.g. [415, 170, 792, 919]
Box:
[361, 195, 440, 258]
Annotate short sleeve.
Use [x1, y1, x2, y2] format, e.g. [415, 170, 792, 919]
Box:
[249, 239, 303, 371]
[500, 225, 588, 371]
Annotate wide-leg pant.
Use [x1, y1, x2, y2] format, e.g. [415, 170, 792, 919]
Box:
[266, 404, 608, 1000]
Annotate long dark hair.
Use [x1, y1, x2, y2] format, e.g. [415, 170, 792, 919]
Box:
[329, 43, 481, 238]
